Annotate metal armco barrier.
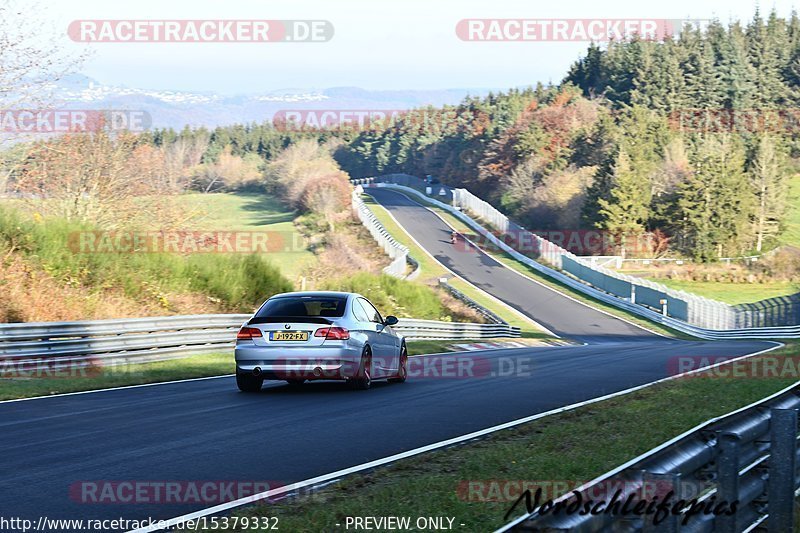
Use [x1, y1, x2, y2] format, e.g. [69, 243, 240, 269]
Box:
[352, 186, 420, 280]
[354, 185, 512, 326]
[438, 281, 508, 325]
[0, 314, 519, 367]
[394, 318, 519, 339]
[0, 314, 250, 367]
[368, 182, 800, 339]
[499, 383, 800, 533]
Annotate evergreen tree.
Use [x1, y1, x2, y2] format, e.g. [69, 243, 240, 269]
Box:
[678, 135, 753, 260]
[749, 134, 787, 251]
[597, 149, 652, 257]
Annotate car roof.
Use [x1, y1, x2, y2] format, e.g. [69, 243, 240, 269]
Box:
[269, 291, 359, 300]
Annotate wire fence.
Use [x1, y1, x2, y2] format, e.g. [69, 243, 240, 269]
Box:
[451, 187, 799, 330]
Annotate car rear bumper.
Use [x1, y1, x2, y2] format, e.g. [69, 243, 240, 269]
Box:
[235, 344, 362, 380]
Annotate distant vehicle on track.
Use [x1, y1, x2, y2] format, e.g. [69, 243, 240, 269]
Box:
[235, 291, 406, 391]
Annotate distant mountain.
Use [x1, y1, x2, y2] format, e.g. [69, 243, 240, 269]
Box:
[48, 76, 490, 130]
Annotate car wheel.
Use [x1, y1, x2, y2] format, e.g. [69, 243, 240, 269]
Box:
[352, 346, 372, 390]
[388, 344, 407, 383]
[236, 368, 263, 392]
[286, 379, 305, 386]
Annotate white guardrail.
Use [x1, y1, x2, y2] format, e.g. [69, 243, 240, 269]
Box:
[0, 314, 520, 367]
[353, 184, 510, 326]
[366, 183, 800, 340]
[352, 187, 420, 280]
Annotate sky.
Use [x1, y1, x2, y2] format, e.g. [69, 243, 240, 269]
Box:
[25, 0, 800, 94]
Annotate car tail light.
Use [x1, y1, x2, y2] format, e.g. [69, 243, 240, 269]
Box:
[237, 327, 262, 340]
[314, 327, 350, 340]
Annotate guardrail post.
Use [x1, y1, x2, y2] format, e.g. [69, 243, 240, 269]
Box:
[716, 433, 741, 532]
[641, 472, 680, 532]
[631, 285, 636, 304]
[767, 408, 798, 533]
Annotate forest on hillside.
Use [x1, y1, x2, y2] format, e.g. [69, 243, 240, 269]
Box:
[335, 11, 800, 261]
[6, 11, 800, 262]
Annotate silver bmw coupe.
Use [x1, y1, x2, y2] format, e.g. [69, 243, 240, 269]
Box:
[235, 291, 407, 391]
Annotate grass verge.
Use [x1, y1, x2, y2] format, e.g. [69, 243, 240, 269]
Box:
[634, 277, 798, 305]
[172, 191, 317, 279]
[224, 343, 795, 532]
[0, 352, 232, 401]
[0, 194, 295, 313]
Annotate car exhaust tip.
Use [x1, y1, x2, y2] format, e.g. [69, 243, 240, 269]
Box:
[252, 367, 262, 377]
[313, 367, 322, 377]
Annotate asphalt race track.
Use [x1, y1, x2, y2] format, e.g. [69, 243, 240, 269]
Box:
[0, 188, 776, 530]
[368, 188, 656, 344]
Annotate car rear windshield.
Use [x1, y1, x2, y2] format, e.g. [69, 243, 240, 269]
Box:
[255, 296, 347, 319]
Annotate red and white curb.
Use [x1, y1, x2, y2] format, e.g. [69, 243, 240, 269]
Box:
[449, 339, 573, 351]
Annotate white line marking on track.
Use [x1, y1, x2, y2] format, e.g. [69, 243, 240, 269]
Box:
[128, 341, 784, 532]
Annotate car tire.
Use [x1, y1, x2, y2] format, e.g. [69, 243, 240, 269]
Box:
[236, 369, 263, 392]
[286, 379, 305, 386]
[352, 346, 372, 390]
[388, 344, 407, 383]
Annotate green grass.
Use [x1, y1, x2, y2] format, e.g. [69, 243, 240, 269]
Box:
[224, 344, 794, 532]
[172, 192, 316, 279]
[320, 272, 459, 322]
[405, 339, 460, 355]
[362, 195, 550, 340]
[780, 174, 800, 247]
[0, 194, 295, 312]
[637, 278, 798, 305]
[0, 352, 233, 401]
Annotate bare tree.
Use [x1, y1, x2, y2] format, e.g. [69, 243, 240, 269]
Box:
[0, 0, 87, 194]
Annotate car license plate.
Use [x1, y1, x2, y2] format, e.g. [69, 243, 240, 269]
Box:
[270, 331, 309, 341]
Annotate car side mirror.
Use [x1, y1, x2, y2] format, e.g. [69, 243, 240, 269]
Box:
[384, 315, 399, 326]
